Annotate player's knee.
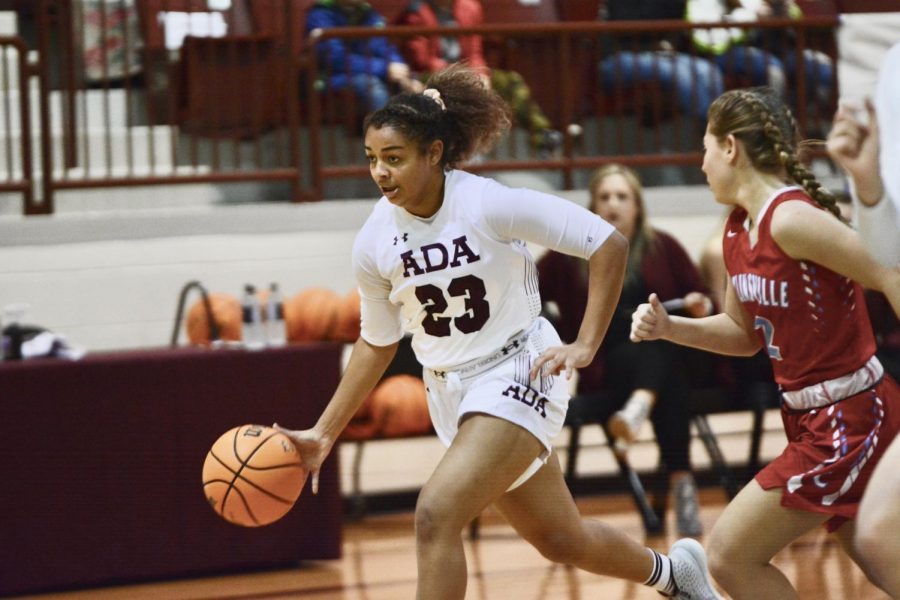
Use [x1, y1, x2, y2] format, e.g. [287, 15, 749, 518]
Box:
[531, 527, 582, 564]
[414, 495, 458, 546]
[855, 512, 892, 574]
[706, 526, 741, 585]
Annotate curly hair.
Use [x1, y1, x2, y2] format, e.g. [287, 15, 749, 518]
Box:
[362, 63, 512, 167]
[707, 87, 843, 221]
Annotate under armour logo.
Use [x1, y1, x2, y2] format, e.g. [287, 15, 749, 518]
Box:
[393, 233, 409, 245]
[500, 340, 520, 355]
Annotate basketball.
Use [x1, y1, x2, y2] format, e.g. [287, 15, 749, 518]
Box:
[333, 288, 361, 343]
[185, 292, 242, 346]
[202, 424, 307, 527]
[344, 375, 431, 440]
[284, 287, 340, 342]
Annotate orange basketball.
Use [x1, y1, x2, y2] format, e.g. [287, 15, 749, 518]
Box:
[284, 287, 340, 342]
[343, 375, 431, 440]
[202, 424, 307, 527]
[333, 288, 361, 343]
[372, 375, 431, 438]
[185, 292, 242, 346]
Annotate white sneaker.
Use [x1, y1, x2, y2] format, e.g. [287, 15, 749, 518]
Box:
[668, 538, 723, 600]
[608, 394, 652, 443]
[674, 476, 703, 537]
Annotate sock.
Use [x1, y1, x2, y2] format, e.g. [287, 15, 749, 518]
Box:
[643, 548, 677, 596]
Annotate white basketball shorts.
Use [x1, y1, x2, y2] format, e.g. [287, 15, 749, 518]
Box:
[423, 317, 570, 490]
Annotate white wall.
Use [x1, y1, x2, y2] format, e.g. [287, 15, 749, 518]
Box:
[0, 184, 724, 352]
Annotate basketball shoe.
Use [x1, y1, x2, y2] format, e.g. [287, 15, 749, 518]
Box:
[608, 393, 652, 444]
[666, 538, 724, 599]
[674, 475, 703, 537]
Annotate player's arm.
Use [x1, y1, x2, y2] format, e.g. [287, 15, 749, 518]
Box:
[770, 200, 900, 318]
[277, 338, 397, 494]
[313, 337, 398, 444]
[481, 184, 627, 378]
[278, 230, 403, 492]
[532, 230, 628, 379]
[631, 281, 761, 356]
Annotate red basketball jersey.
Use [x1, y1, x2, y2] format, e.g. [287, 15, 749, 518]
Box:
[723, 187, 876, 391]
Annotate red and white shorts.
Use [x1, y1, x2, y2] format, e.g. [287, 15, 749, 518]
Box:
[756, 371, 900, 532]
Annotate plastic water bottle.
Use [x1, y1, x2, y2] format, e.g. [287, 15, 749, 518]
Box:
[241, 284, 264, 350]
[266, 283, 287, 347]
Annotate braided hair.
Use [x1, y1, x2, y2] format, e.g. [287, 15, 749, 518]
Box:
[363, 64, 512, 167]
[707, 87, 843, 221]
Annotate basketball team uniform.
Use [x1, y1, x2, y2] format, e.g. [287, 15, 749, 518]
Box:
[723, 186, 900, 531]
[353, 169, 615, 488]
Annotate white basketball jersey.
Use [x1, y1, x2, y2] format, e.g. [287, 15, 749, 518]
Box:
[353, 170, 614, 369]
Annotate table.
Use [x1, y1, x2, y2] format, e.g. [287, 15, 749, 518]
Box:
[0, 343, 343, 597]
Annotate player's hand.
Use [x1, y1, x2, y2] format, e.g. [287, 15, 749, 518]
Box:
[826, 100, 884, 205]
[272, 424, 332, 495]
[683, 291, 713, 318]
[403, 77, 426, 93]
[529, 341, 593, 381]
[387, 62, 411, 83]
[631, 293, 671, 342]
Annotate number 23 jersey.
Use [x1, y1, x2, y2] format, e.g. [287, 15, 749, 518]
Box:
[723, 186, 876, 391]
[353, 170, 614, 369]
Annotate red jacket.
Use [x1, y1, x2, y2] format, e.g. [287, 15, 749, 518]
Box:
[395, 0, 489, 76]
[538, 229, 710, 392]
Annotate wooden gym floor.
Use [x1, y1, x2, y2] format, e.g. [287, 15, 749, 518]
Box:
[12, 414, 892, 599]
[14, 489, 889, 600]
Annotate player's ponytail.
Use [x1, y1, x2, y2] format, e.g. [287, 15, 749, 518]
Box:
[363, 64, 511, 167]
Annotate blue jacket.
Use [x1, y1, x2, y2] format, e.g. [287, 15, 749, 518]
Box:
[306, 1, 406, 85]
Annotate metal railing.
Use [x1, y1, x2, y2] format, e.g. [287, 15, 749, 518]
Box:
[0, 35, 35, 211]
[306, 17, 839, 195]
[0, 2, 840, 214]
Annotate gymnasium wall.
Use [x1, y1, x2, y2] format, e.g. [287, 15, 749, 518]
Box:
[0, 183, 723, 352]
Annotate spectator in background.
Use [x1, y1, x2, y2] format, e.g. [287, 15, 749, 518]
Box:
[306, 0, 423, 113]
[395, 0, 563, 157]
[750, 1, 834, 109]
[686, 0, 786, 96]
[687, 1, 834, 118]
[598, 0, 724, 128]
[538, 164, 713, 537]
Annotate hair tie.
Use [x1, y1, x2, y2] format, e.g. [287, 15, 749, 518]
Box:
[423, 88, 446, 111]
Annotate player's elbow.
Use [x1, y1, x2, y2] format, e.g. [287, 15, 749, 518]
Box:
[594, 229, 628, 266]
[733, 338, 763, 357]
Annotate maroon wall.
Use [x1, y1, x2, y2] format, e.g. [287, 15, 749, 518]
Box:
[0, 343, 343, 597]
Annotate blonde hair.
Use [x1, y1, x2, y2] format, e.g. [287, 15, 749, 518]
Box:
[589, 164, 655, 281]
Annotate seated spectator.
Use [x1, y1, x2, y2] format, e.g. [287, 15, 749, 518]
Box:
[538, 164, 713, 536]
[687, 0, 787, 96]
[748, 1, 834, 109]
[395, 0, 562, 157]
[306, 0, 423, 113]
[597, 0, 724, 128]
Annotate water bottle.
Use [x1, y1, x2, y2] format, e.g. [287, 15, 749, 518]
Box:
[240, 284, 264, 350]
[266, 282, 287, 347]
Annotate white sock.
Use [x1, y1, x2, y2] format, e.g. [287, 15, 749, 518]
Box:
[643, 548, 677, 596]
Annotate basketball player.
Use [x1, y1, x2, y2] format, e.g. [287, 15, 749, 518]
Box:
[827, 41, 900, 598]
[631, 87, 900, 599]
[276, 65, 723, 599]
